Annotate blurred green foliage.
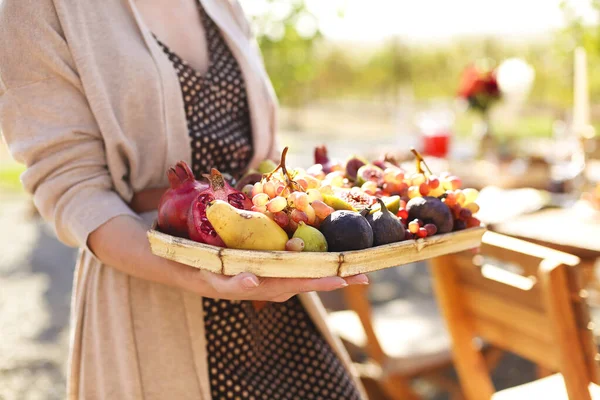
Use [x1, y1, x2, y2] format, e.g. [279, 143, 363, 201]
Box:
[251, 0, 600, 113]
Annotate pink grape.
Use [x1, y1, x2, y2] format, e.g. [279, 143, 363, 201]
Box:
[411, 173, 426, 186]
[384, 168, 401, 183]
[287, 192, 309, 211]
[361, 181, 378, 195]
[419, 182, 431, 196]
[251, 182, 264, 197]
[444, 192, 457, 207]
[394, 170, 405, 182]
[296, 178, 308, 191]
[263, 181, 276, 198]
[304, 204, 316, 224]
[462, 188, 479, 203]
[454, 190, 466, 206]
[459, 208, 472, 220]
[408, 220, 420, 234]
[287, 219, 299, 233]
[275, 184, 286, 196]
[285, 238, 305, 252]
[251, 205, 266, 213]
[311, 200, 334, 220]
[424, 223, 437, 236]
[417, 227, 428, 238]
[408, 186, 421, 199]
[304, 175, 321, 189]
[448, 176, 462, 190]
[319, 185, 334, 195]
[306, 189, 323, 203]
[397, 208, 408, 220]
[464, 202, 480, 214]
[428, 176, 440, 189]
[466, 217, 481, 228]
[382, 182, 403, 196]
[273, 211, 290, 228]
[242, 184, 254, 197]
[252, 193, 270, 207]
[266, 196, 287, 213]
[290, 209, 309, 224]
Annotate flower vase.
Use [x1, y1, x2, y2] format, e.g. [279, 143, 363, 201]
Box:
[473, 114, 498, 161]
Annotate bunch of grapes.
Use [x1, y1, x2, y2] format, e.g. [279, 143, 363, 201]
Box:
[242, 169, 335, 235]
[353, 150, 482, 239]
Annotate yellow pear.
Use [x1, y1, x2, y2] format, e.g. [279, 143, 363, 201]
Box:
[205, 200, 288, 251]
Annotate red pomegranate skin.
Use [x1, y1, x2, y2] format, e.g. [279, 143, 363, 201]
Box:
[157, 161, 208, 238]
[187, 168, 252, 247]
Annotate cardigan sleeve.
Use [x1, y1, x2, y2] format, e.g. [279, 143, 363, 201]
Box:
[0, 0, 140, 251]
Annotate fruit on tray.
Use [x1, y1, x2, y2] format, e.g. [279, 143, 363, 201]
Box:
[292, 222, 328, 252]
[205, 200, 288, 251]
[157, 145, 482, 252]
[285, 237, 305, 252]
[320, 210, 374, 252]
[406, 196, 453, 234]
[187, 169, 252, 247]
[157, 161, 208, 238]
[366, 198, 406, 246]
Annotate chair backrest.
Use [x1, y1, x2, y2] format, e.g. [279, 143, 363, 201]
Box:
[431, 231, 600, 400]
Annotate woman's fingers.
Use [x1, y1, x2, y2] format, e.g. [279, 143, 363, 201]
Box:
[343, 274, 369, 286]
[266, 276, 349, 294]
[197, 270, 369, 301]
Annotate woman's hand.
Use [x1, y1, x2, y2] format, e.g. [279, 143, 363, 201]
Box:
[89, 215, 368, 301]
[184, 270, 368, 302]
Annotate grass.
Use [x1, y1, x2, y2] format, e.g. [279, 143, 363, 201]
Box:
[0, 162, 25, 192]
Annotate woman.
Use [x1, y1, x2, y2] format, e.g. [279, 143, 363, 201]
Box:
[0, 0, 369, 399]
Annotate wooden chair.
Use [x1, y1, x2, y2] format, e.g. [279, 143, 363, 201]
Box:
[328, 277, 482, 399]
[431, 231, 600, 399]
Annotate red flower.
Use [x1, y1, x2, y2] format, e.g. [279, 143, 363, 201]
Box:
[458, 63, 501, 112]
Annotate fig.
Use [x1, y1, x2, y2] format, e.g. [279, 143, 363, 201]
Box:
[322, 189, 376, 212]
[322, 194, 356, 211]
[406, 196, 453, 234]
[368, 195, 401, 215]
[345, 155, 367, 181]
[320, 210, 374, 252]
[366, 199, 405, 246]
[293, 222, 328, 252]
[356, 164, 384, 186]
[338, 188, 377, 210]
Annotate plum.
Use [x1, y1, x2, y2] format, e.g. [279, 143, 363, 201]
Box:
[406, 196, 453, 234]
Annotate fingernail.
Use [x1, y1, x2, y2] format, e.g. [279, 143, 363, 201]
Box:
[339, 281, 349, 288]
[358, 275, 370, 285]
[242, 277, 260, 288]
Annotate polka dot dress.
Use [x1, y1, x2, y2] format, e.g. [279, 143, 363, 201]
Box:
[156, 3, 253, 180]
[156, 3, 362, 399]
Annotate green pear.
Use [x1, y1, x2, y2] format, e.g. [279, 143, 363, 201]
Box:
[292, 222, 328, 252]
[258, 159, 278, 174]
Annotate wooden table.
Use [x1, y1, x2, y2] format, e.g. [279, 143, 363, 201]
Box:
[491, 206, 600, 302]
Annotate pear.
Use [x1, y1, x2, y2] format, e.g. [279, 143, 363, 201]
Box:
[258, 159, 278, 174]
[292, 222, 328, 252]
[205, 200, 288, 251]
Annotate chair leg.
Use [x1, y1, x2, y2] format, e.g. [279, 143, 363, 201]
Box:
[380, 376, 421, 400]
[536, 365, 553, 379]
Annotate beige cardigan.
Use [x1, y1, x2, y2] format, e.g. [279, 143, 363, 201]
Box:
[0, 0, 365, 399]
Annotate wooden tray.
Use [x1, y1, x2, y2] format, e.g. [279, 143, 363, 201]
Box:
[147, 225, 486, 278]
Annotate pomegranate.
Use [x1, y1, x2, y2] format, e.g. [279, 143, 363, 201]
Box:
[157, 161, 208, 238]
[314, 145, 342, 174]
[187, 168, 252, 247]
